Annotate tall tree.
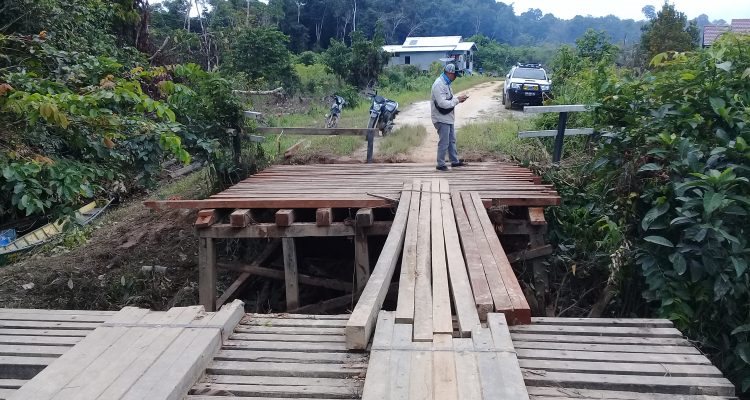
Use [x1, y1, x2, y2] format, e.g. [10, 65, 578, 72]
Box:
[640, 3, 699, 64]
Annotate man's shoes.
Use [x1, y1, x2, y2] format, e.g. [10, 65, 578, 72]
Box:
[436, 165, 449, 171]
[451, 161, 468, 167]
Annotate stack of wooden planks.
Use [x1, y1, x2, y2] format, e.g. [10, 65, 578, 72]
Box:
[7, 301, 244, 400]
[0, 309, 116, 400]
[394, 179, 481, 340]
[144, 162, 560, 210]
[453, 190, 531, 325]
[512, 318, 737, 398]
[362, 311, 529, 400]
[188, 314, 366, 399]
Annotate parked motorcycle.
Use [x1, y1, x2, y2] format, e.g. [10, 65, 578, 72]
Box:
[367, 92, 399, 136]
[325, 95, 345, 128]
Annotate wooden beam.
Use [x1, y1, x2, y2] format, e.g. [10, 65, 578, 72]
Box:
[215, 240, 280, 309]
[523, 104, 589, 113]
[199, 238, 217, 312]
[282, 238, 299, 310]
[275, 209, 295, 227]
[346, 182, 412, 350]
[395, 180, 421, 323]
[146, 198, 392, 210]
[230, 209, 255, 228]
[431, 179, 452, 335]
[198, 221, 392, 239]
[315, 208, 332, 226]
[528, 207, 547, 225]
[284, 140, 306, 158]
[257, 127, 376, 136]
[506, 244, 553, 264]
[413, 181, 433, 342]
[217, 262, 352, 292]
[356, 208, 374, 227]
[195, 209, 218, 228]
[289, 293, 353, 314]
[518, 128, 593, 138]
[499, 219, 547, 236]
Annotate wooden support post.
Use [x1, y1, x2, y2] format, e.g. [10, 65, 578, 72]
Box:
[316, 208, 332, 226]
[275, 209, 295, 227]
[198, 237, 217, 312]
[553, 111, 569, 163]
[354, 227, 370, 294]
[356, 208, 374, 227]
[528, 207, 546, 225]
[215, 240, 280, 309]
[530, 232, 549, 317]
[230, 209, 255, 227]
[195, 209, 218, 228]
[282, 238, 299, 310]
[366, 129, 374, 163]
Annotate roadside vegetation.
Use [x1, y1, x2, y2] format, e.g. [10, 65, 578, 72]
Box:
[378, 125, 428, 160]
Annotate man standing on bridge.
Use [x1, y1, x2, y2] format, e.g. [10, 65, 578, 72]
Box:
[431, 63, 468, 171]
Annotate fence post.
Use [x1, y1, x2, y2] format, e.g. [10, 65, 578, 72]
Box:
[366, 129, 374, 163]
[553, 112, 569, 163]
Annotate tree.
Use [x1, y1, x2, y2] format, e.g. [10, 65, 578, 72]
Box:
[642, 5, 656, 20]
[229, 26, 299, 90]
[639, 3, 699, 65]
[576, 29, 617, 63]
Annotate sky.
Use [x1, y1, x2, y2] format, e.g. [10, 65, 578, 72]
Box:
[508, 0, 746, 22]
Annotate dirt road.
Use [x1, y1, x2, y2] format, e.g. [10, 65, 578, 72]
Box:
[399, 80, 521, 163]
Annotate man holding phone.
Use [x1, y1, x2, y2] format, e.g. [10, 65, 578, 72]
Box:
[431, 63, 468, 171]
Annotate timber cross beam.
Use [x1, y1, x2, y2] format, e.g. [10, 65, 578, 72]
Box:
[521, 104, 596, 163]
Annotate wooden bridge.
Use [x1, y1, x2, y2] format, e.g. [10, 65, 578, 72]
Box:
[1, 162, 738, 399]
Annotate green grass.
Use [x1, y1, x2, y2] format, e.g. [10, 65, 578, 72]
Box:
[378, 124, 428, 158]
[457, 117, 551, 163]
[259, 134, 363, 161]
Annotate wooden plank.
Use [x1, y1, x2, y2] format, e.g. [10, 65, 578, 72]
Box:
[346, 183, 412, 350]
[470, 192, 531, 324]
[519, 359, 723, 377]
[315, 208, 332, 226]
[513, 341, 700, 355]
[191, 383, 357, 398]
[195, 209, 218, 228]
[362, 312, 394, 399]
[230, 209, 255, 227]
[0, 329, 91, 337]
[199, 222, 391, 239]
[453, 338, 482, 400]
[199, 237, 217, 312]
[0, 312, 110, 323]
[0, 320, 99, 330]
[408, 350, 433, 400]
[522, 371, 734, 396]
[0, 309, 115, 317]
[431, 179, 452, 335]
[230, 332, 344, 343]
[275, 209, 295, 227]
[216, 240, 280, 308]
[245, 318, 347, 328]
[529, 317, 674, 328]
[433, 333, 459, 400]
[206, 360, 365, 378]
[218, 263, 350, 292]
[528, 207, 547, 225]
[223, 340, 348, 353]
[487, 313, 516, 353]
[206, 375, 355, 387]
[395, 179, 421, 323]
[509, 333, 690, 346]
[518, 128, 594, 138]
[526, 386, 736, 399]
[0, 345, 68, 357]
[507, 245, 553, 264]
[451, 191, 494, 321]
[0, 335, 80, 346]
[0, 379, 26, 389]
[283, 139, 306, 158]
[516, 349, 711, 364]
[523, 104, 589, 113]
[282, 237, 299, 310]
[214, 349, 366, 364]
[440, 181, 480, 336]
[388, 323, 414, 399]
[413, 181, 433, 342]
[257, 127, 376, 136]
[460, 192, 514, 317]
[8, 307, 150, 400]
[509, 325, 683, 337]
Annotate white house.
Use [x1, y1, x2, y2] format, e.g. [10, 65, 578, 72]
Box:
[382, 36, 476, 73]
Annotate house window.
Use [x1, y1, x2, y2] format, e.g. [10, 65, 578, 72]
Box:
[405, 56, 411, 65]
[394, 52, 400, 57]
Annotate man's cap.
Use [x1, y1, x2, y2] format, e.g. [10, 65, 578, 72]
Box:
[444, 64, 456, 74]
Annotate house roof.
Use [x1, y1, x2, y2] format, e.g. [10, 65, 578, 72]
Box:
[703, 19, 750, 46]
[383, 36, 475, 55]
[402, 36, 462, 47]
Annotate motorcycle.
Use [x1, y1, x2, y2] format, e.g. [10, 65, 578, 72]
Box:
[325, 95, 345, 128]
[367, 92, 399, 136]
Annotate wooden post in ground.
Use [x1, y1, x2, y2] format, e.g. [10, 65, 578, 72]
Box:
[553, 112, 569, 163]
[282, 237, 299, 310]
[366, 130, 375, 163]
[355, 208, 373, 293]
[199, 237, 217, 311]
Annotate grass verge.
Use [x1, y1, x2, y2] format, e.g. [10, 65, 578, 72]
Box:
[378, 125, 428, 159]
[457, 117, 551, 163]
